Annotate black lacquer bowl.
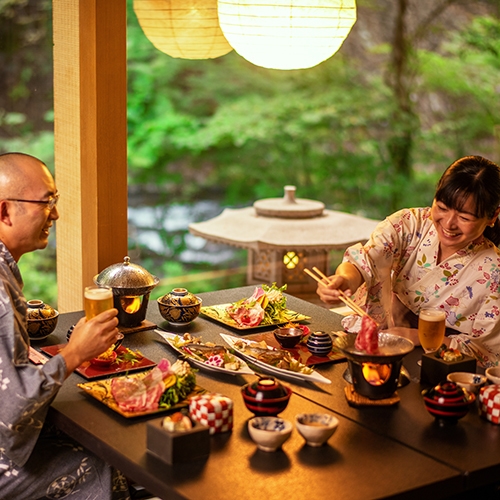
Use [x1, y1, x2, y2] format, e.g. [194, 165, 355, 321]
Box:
[273, 327, 304, 349]
[422, 380, 475, 423]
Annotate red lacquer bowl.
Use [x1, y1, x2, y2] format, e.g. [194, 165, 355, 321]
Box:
[90, 350, 117, 368]
[423, 380, 475, 423]
[241, 377, 292, 416]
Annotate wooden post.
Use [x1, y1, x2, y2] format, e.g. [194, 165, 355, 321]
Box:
[53, 0, 128, 312]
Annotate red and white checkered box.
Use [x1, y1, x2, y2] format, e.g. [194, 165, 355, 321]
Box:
[189, 393, 233, 434]
[479, 385, 500, 424]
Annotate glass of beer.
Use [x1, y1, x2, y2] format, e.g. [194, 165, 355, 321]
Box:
[418, 308, 446, 353]
[84, 285, 114, 320]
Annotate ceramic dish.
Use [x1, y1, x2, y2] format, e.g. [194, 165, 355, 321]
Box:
[447, 372, 487, 394]
[155, 330, 255, 376]
[220, 333, 331, 384]
[78, 370, 206, 418]
[247, 417, 293, 452]
[201, 303, 310, 330]
[90, 350, 117, 368]
[248, 330, 346, 365]
[485, 366, 500, 385]
[295, 413, 339, 447]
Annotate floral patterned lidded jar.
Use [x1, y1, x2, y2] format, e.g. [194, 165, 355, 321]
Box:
[157, 288, 202, 326]
[26, 300, 59, 340]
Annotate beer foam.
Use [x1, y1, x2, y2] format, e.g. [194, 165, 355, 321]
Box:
[419, 309, 446, 322]
[85, 287, 113, 300]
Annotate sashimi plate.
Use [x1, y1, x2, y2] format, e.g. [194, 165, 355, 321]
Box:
[200, 303, 310, 330]
[155, 330, 254, 376]
[78, 370, 206, 418]
[220, 333, 331, 384]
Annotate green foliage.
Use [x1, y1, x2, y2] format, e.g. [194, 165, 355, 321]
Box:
[18, 245, 58, 308]
[3, 3, 500, 302]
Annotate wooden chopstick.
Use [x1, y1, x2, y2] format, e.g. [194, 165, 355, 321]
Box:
[304, 267, 369, 318]
[336, 290, 369, 318]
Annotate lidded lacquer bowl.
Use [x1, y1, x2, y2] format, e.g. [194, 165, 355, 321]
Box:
[241, 377, 292, 416]
[422, 380, 475, 423]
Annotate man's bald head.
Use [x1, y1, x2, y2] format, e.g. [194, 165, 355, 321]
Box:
[0, 153, 51, 201]
[0, 153, 58, 261]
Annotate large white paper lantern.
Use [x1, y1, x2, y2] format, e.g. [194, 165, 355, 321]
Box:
[134, 0, 233, 59]
[217, 0, 357, 70]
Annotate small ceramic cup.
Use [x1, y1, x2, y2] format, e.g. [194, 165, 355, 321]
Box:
[295, 413, 339, 447]
[247, 416, 293, 452]
[447, 372, 487, 394]
[485, 367, 500, 385]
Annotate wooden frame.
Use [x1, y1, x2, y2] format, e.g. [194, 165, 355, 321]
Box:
[53, 0, 128, 312]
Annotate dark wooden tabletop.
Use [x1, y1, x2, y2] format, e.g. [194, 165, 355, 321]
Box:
[38, 286, 500, 499]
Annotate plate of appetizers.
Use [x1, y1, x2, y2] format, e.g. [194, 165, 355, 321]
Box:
[41, 344, 156, 380]
[201, 304, 310, 330]
[220, 333, 331, 384]
[200, 284, 310, 330]
[78, 359, 206, 418]
[155, 330, 255, 376]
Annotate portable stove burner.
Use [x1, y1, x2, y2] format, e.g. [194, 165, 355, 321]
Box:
[335, 333, 414, 400]
[94, 256, 159, 328]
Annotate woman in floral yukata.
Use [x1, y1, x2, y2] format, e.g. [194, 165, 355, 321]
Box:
[0, 153, 130, 499]
[317, 155, 500, 368]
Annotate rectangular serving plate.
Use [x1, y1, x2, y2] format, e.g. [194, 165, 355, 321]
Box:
[200, 303, 310, 330]
[41, 344, 156, 380]
[77, 370, 206, 418]
[247, 331, 345, 366]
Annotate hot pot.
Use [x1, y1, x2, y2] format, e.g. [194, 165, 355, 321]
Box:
[94, 256, 159, 328]
[335, 332, 414, 400]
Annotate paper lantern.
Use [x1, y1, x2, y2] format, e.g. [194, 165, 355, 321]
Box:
[134, 0, 233, 59]
[217, 0, 357, 70]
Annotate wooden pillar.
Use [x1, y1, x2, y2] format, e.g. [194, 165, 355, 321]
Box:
[53, 0, 128, 312]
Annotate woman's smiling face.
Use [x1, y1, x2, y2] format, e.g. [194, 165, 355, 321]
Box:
[431, 196, 494, 257]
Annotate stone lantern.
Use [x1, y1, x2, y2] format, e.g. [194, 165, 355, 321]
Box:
[189, 186, 378, 295]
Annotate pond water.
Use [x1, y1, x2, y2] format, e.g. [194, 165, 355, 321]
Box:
[127, 200, 239, 265]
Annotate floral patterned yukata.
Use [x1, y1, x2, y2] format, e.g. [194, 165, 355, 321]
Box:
[344, 207, 500, 368]
[0, 241, 130, 500]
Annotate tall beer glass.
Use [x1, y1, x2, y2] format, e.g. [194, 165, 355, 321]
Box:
[418, 308, 446, 353]
[84, 285, 114, 320]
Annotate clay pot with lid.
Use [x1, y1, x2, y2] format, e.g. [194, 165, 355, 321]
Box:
[157, 288, 202, 326]
[27, 299, 59, 340]
[94, 256, 159, 328]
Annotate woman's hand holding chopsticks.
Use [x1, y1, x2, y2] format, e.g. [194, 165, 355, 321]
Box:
[304, 263, 365, 309]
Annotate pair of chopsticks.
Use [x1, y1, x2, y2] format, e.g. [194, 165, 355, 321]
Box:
[304, 267, 369, 319]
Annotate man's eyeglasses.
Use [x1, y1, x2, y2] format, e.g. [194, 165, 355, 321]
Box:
[7, 193, 59, 211]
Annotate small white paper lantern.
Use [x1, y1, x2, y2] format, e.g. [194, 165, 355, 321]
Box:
[217, 0, 357, 70]
[134, 0, 233, 59]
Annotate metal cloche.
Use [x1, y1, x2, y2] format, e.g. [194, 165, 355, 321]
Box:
[94, 256, 159, 296]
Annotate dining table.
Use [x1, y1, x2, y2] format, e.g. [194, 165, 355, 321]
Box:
[34, 285, 500, 500]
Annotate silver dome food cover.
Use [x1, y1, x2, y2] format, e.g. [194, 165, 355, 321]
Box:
[94, 256, 159, 328]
